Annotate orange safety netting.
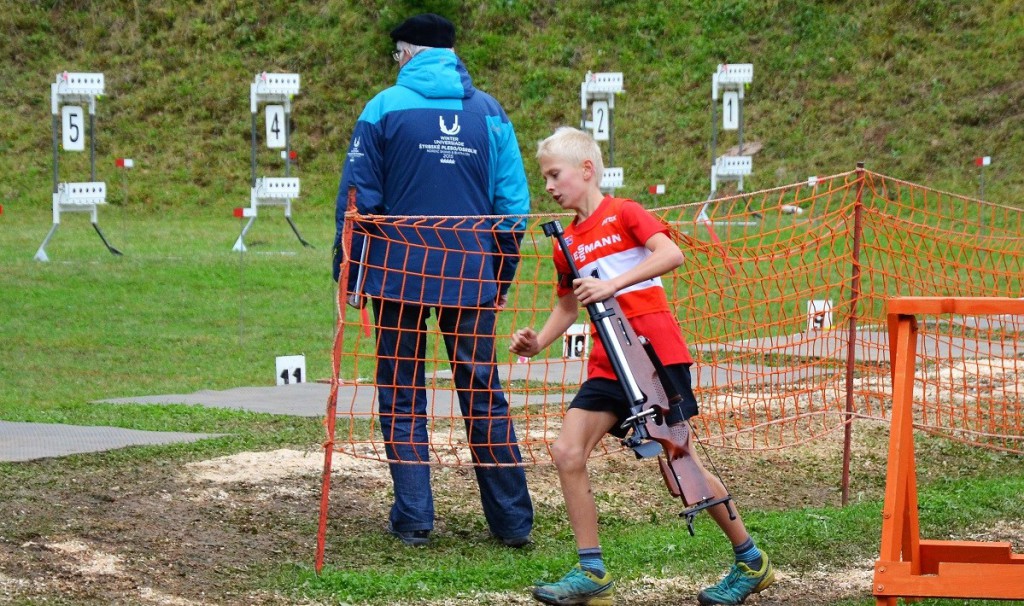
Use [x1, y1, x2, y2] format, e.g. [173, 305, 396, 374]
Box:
[324, 169, 1024, 465]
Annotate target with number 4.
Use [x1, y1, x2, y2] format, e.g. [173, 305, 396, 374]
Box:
[265, 105, 286, 149]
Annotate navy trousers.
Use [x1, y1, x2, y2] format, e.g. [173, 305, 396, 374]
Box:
[372, 297, 533, 539]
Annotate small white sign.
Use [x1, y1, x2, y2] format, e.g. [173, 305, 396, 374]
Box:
[61, 105, 85, 151]
[265, 104, 286, 149]
[583, 71, 624, 94]
[276, 354, 306, 385]
[600, 167, 624, 189]
[563, 323, 589, 359]
[716, 63, 754, 85]
[591, 100, 610, 141]
[807, 300, 833, 332]
[722, 91, 739, 130]
[714, 155, 753, 176]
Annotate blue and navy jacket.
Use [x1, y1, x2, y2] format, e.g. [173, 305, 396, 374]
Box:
[332, 48, 530, 307]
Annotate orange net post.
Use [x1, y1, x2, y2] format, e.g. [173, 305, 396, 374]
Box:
[316, 187, 358, 573]
[874, 297, 1024, 604]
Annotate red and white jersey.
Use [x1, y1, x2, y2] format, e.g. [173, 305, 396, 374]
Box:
[554, 196, 693, 380]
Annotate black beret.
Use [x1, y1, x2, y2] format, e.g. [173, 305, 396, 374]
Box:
[389, 13, 456, 48]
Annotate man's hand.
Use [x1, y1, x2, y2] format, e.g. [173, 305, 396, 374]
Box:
[509, 327, 540, 358]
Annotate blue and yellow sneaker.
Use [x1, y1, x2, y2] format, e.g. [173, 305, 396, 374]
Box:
[698, 556, 775, 605]
[532, 565, 615, 605]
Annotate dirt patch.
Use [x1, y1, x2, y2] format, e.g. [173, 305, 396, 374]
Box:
[0, 431, 1020, 606]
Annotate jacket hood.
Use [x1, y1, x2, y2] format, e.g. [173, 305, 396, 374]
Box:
[395, 48, 475, 100]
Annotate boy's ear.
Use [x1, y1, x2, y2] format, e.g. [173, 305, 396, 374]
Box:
[582, 159, 595, 180]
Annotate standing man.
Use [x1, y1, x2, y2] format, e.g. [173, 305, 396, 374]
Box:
[332, 13, 533, 548]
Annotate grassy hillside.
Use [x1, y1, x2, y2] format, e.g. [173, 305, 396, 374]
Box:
[1, 0, 1022, 223]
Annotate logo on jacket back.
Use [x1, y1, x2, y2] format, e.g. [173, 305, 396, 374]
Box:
[418, 114, 478, 165]
[439, 115, 461, 136]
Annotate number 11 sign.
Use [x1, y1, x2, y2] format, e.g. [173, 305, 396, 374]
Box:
[276, 354, 306, 385]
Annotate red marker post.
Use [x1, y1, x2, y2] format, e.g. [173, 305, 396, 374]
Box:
[975, 156, 991, 200]
[115, 158, 133, 206]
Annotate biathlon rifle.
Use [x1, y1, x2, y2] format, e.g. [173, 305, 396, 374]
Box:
[542, 219, 735, 534]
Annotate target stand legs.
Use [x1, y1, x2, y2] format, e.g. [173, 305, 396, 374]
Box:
[34, 211, 122, 262]
[93, 222, 123, 256]
[231, 214, 314, 252]
[232, 216, 258, 252]
[34, 224, 59, 262]
[286, 216, 313, 248]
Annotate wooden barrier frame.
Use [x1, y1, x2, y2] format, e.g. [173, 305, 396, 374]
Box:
[874, 297, 1024, 604]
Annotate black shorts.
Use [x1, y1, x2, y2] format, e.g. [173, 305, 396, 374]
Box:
[569, 363, 699, 438]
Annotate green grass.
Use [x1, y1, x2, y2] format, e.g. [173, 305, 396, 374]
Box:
[302, 469, 1024, 604]
[1, 203, 339, 413]
[2, 1, 1023, 216]
[3, 2, 1024, 604]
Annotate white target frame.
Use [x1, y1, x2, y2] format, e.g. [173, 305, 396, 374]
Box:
[35, 71, 122, 262]
[233, 72, 312, 252]
[580, 71, 625, 193]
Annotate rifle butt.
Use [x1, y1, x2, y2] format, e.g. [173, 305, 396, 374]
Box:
[657, 422, 716, 506]
[659, 453, 715, 505]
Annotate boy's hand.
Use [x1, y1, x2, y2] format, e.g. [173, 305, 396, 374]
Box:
[572, 277, 616, 306]
[509, 327, 540, 357]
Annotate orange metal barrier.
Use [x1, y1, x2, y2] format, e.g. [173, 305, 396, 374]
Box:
[874, 297, 1024, 604]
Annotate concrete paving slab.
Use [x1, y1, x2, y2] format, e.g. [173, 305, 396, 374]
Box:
[97, 380, 539, 418]
[98, 382, 336, 417]
[0, 420, 222, 463]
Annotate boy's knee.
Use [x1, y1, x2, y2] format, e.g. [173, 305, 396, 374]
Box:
[550, 441, 587, 471]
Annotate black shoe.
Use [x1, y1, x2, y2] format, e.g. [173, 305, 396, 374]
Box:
[496, 534, 532, 548]
[387, 523, 430, 546]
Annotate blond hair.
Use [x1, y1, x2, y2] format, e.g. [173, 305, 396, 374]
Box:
[536, 127, 605, 177]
